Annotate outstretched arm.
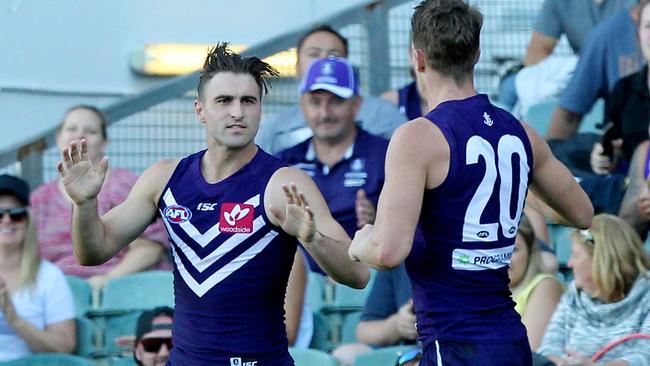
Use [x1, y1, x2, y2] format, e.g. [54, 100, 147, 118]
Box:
[349, 119, 441, 269]
[525, 125, 593, 229]
[266, 168, 369, 289]
[58, 139, 173, 265]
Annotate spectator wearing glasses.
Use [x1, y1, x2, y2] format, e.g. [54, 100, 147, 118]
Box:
[0, 175, 76, 361]
[538, 214, 650, 365]
[133, 306, 173, 366]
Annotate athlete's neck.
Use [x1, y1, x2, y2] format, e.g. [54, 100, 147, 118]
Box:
[419, 69, 477, 111]
[201, 143, 258, 183]
[312, 125, 358, 168]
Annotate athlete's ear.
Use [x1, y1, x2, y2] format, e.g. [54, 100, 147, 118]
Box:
[194, 99, 206, 124]
[412, 48, 426, 73]
[473, 48, 481, 66]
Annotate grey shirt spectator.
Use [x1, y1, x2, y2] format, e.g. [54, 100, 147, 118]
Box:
[534, 0, 636, 54]
[539, 274, 650, 366]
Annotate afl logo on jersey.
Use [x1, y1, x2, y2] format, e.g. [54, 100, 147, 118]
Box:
[477, 230, 489, 239]
[164, 205, 192, 224]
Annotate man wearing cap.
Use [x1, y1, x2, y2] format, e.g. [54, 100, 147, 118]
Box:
[256, 25, 405, 155]
[278, 57, 389, 274]
[133, 307, 174, 366]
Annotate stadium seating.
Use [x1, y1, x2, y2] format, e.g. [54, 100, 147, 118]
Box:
[65, 275, 93, 317]
[74, 317, 98, 357]
[524, 98, 604, 136]
[0, 353, 95, 366]
[100, 271, 174, 312]
[289, 347, 338, 366]
[353, 345, 415, 366]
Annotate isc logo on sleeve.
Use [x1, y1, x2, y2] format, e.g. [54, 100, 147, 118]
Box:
[219, 203, 254, 233]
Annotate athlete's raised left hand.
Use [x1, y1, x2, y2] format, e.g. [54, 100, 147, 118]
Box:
[269, 183, 316, 244]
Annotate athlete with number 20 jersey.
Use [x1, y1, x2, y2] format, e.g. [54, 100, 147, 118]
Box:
[349, 1, 593, 365]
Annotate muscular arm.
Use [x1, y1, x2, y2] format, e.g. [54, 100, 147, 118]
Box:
[524, 32, 558, 66]
[546, 107, 582, 140]
[619, 141, 649, 236]
[64, 150, 176, 265]
[350, 119, 445, 269]
[265, 168, 369, 289]
[526, 125, 593, 228]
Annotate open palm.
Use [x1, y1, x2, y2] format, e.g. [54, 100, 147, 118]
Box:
[273, 183, 316, 244]
[58, 140, 108, 204]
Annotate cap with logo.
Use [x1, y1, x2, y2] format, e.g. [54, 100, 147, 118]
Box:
[300, 56, 359, 99]
[0, 174, 30, 206]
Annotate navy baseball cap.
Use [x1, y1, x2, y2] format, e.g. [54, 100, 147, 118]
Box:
[0, 175, 30, 206]
[135, 307, 174, 342]
[300, 56, 359, 99]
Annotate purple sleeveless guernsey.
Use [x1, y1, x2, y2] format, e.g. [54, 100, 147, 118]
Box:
[159, 149, 297, 366]
[405, 94, 533, 350]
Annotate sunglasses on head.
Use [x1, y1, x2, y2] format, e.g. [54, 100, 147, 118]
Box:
[141, 337, 173, 353]
[0, 207, 28, 222]
[395, 348, 422, 366]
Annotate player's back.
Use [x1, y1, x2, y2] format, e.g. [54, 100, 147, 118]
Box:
[159, 149, 297, 366]
[406, 94, 532, 347]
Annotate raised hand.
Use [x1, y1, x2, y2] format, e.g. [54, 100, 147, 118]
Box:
[269, 183, 316, 244]
[57, 139, 108, 205]
[356, 189, 377, 228]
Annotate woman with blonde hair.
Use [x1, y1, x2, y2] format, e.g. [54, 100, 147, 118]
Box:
[509, 215, 563, 351]
[0, 174, 76, 361]
[539, 214, 650, 365]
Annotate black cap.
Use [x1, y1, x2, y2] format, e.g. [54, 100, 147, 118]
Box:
[0, 175, 30, 206]
[135, 306, 174, 343]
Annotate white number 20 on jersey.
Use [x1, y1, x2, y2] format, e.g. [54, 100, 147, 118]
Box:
[463, 135, 529, 243]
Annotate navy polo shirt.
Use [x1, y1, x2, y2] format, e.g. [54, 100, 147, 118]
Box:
[277, 127, 389, 273]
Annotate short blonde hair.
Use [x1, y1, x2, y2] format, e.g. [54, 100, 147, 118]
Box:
[573, 214, 650, 303]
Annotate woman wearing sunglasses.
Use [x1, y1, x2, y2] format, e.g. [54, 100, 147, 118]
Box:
[538, 214, 650, 365]
[0, 174, 76, 361]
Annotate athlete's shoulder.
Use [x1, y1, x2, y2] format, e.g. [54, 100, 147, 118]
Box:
[392, 117, 446, 150]
[137, 158, 181, 197]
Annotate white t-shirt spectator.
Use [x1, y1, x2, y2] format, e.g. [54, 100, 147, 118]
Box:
[0, 260, 75, 361]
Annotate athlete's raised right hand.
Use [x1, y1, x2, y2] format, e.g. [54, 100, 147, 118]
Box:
[57, 139, 108, 205]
